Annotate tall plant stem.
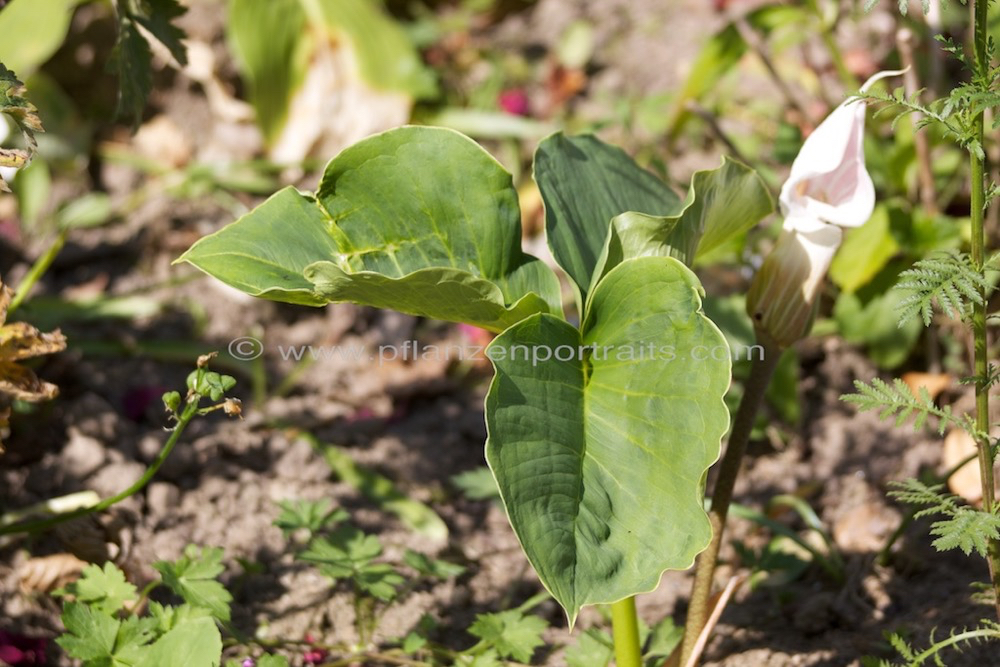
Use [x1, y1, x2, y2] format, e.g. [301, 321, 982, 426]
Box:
[611, 596, 642, 667]
[0, 394, 203, 537]
[970, 0, 1000, 621]
[680, 346, 780, 665]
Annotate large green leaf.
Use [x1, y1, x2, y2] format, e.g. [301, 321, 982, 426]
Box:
[533, 133, 682, 305]
[485, 256, 730, 623]
[179, 126, 560, 330]
[588, 157, 773, 297]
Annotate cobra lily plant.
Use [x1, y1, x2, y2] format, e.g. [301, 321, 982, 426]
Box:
[680, 69, 903, 665]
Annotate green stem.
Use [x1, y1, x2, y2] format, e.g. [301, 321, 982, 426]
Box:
[970, 0, 1000, 622]
[8, 228, 67, 316]
[680, 346, 781, 665]
[0, 393, 202, 536]
[610, 596, 642, 667]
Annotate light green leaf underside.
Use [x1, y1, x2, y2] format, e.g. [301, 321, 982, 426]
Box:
[485, 256, 731, 624]
[534, 132, 683, 305]
[589, 157, 773, 299]
[179, 126, 560, 329]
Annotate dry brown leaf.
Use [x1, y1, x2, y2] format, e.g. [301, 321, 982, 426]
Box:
[0, 281, 67, 409]
[943, 429, 985, 503]
[902, 372, 952, 401]
[18, 553, 87, 594]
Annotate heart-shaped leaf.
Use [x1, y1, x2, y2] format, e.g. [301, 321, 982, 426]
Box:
[485, 256, 731, 624]
[534, 133, 682, 306]
[179, 126, 561, 331]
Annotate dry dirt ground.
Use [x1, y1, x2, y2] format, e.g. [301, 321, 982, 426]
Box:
[2, 0, 997, 665]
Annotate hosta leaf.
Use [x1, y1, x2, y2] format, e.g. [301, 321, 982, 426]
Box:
[179, 127, 561, 331]
[534, 132, 682, 305]
[485, 256, 730, 623]
[589, 157, 773, 296]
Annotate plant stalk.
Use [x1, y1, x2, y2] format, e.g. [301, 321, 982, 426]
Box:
[0, 394, 202, 536]
[611, 596, 642, 667]
[8, 228, 67, 316]
[970, 0, 1000, 622]
[680, 346, 780, 665]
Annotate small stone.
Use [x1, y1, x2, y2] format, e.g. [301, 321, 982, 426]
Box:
[88, 461, 145, 498]
[146, 482, 180, 518]
[61, 428, 107, 479]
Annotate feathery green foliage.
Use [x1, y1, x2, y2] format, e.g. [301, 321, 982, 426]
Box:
[841, 378, 980, 438]
[862, 620, 1000, 666]
[889, 479, 1000, 557]
[894, 252, 990, 326]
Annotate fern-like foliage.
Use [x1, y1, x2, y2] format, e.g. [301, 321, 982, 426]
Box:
[863, 0, 931, 16]
[894, 252, 989, 327]
[841, 378, 980, 438]
[863, 620, 1000, 666]
[889, 479, 1000, 557]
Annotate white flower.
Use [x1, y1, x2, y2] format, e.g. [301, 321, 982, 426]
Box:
[779, 69, 905, 233]
[747, 69, 904, 348]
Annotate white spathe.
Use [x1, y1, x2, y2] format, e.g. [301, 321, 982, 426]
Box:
[779, 69, 905, 234]
[747, 69, 904, 348]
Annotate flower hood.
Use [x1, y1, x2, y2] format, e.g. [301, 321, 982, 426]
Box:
[780, 69, 905, 234]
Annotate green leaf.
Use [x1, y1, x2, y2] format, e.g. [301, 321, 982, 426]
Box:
[177, 187, 339, 306]
[257, 656, 290, 667]
[0, 0, 87, 75]
[110, 20, 153, 125]
[450, 466, 500, 501]
[533, 132, 682, 304]
[110, 0, 189, 125]
[226, 0, 309, 145]
[665, 23, 747, 140]
[63, 562, 137, 614]
[154, 546, 232, 622]
[299, 525, 382, 580]
[643, 616, 683, 661]
[829, 205, 899, 293]
[485, 257, 730, 623]
[468, 610, 547, 663]
[317, 439, 448, 541]
[179, 127, 561, 331]
[56, 602, 121, 662]
[356, 562, 405, 601]
[227, 0, 433, 145]
[309, 0, 435, 98]
[834, 264, 923, 368]
[403, 549, 466, 579]
[565, 628, 614, 667]
[136, 617, 222, 667]
[274, 498, 347, 538]
[589, 157, 773, 295]
[129, 0, 188, 66]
